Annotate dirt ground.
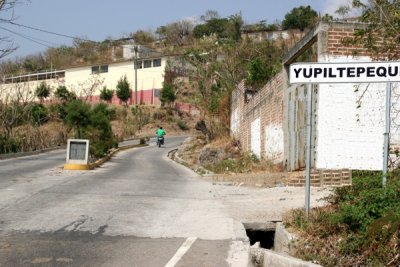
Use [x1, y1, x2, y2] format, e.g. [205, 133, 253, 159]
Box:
[173, 137, 333, 224]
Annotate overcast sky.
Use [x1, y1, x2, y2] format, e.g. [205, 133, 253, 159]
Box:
[0, 0, 353, 61]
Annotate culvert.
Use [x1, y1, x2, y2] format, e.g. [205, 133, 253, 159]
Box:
[243, 222, 277, 249]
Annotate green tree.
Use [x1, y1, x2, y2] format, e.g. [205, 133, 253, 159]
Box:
[54, 86, 76, 102]
[193, 13, 243, 41]
[65, 100, 91, 138]
[35, 82, 50, 103]
[89, 103, 117, 157]
[160, 84, 176, 107]
[185, 39, 283, 139]
[350, 0, 400, 59]
[116, 75, 131, 106]
[29, 103, 49, 126]
[99, 86, 114, 102]
[282, 5, 318, 30]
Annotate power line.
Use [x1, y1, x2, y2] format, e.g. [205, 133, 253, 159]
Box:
[0, 25, 54, 48]
[8, 21, 95, 43]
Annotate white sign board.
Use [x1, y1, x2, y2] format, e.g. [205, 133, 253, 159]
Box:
[66, 139, 89, 165]
[290, 61, 400, 84]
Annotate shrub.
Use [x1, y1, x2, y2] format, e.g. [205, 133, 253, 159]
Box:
[30, 103, 49, 126]
[0, 134, 21, 153]
[177, 120, 189, 130]
[99, 86, 114, 102]
[286, 173, 400, 266]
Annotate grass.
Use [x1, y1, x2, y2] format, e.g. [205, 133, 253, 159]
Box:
[283, 172, 400, 266]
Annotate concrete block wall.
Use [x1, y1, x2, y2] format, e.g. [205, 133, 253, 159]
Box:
[287, 169, 352, 187]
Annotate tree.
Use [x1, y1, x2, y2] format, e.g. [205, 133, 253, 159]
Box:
[335, 5, 352, 19]
[200, 10, 220, 22]
[35, 82, 50, 103]
[89, 103, 117, 157]
[282, 5, 318, 31]
[156, 19, 194, 46]
[54, 85, 76, 103]
[160, 84, 176, 107]
[350, 0, 400, 59]
[185, 39, 283, 140]
[0, 1, 19, 59]
[99, 86, 114, 102]
[193, 13, 243, 41]
[132, 30, 155, 45]
[116, 75, 131, 106]
[29, 103, 49, 126]
[65, 100, 91, 138]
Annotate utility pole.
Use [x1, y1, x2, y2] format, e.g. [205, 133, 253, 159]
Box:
[134, 45, 138, 106]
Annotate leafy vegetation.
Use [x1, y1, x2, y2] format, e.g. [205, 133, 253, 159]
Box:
[116, 75, 131, 106]
[346, 0, 400, 59]
[284, 172, 400, 266]
[35, 82, 50, 102]
[99, 86, 114, 102]
[282, 5, 318, 31]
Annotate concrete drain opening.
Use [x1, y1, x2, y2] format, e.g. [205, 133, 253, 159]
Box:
[244, 222, 276, 249]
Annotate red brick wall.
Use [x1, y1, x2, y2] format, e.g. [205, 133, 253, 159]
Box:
[327, 26, 371, 57]
[231, 71, 286, 161]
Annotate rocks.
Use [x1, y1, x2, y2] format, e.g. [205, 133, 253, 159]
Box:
[198, 147, 232, 166]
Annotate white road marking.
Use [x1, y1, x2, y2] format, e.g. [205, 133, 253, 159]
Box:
[165, 237, 197, 267]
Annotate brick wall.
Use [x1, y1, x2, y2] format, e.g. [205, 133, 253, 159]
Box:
[231, 71, 286, 162]
[327, 26, 369, 57]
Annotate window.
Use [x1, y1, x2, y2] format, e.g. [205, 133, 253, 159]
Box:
[91, 64, 108, 74]
[100, 65, 108, 73]
[153, 58, 161, 67]
[144, 60, 152, 68]
[135, 60, 143, 69]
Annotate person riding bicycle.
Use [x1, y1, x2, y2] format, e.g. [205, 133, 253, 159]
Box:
[156, 126, 166, 145]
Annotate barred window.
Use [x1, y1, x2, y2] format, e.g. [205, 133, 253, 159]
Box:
[153, 59, 161, 67]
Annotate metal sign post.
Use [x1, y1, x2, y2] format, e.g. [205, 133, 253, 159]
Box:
[289, 61, 400, 213]
[305, 83, 313, 215]
[383, 82, 392, 187]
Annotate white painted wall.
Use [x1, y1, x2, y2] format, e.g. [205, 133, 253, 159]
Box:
[264, 124, 284, 161]
[316, 56, 399, 170]
[65, 59, 165, 95]
[230, 108, 239, 137]
[0, 58, 166, 102]
[251, 118, 261, 158]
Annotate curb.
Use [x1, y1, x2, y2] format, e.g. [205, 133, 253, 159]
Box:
[88, 143, 148, 169]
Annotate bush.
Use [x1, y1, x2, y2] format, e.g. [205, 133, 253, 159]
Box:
[49, 103, 67, 121]
[30, 103, 49, 126]
[0, 134, 21, 154]
[177, 120, 189, 130]
[88, 103, 118, 158]
[99, 86, 114, 102]
[286, 173, 400, 266]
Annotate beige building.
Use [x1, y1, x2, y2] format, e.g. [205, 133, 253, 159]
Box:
[0, 55, 167, 105]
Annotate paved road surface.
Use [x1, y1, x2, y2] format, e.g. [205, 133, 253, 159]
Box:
[0, 136, 248, 267]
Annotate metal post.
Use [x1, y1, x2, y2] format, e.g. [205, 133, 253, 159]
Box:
[383, 82, 392, 187]
[305, 83, 313, 216]
[134, 45, 138, 106]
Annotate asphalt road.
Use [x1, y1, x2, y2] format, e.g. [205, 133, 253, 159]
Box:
[0, 136, 248, 267]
